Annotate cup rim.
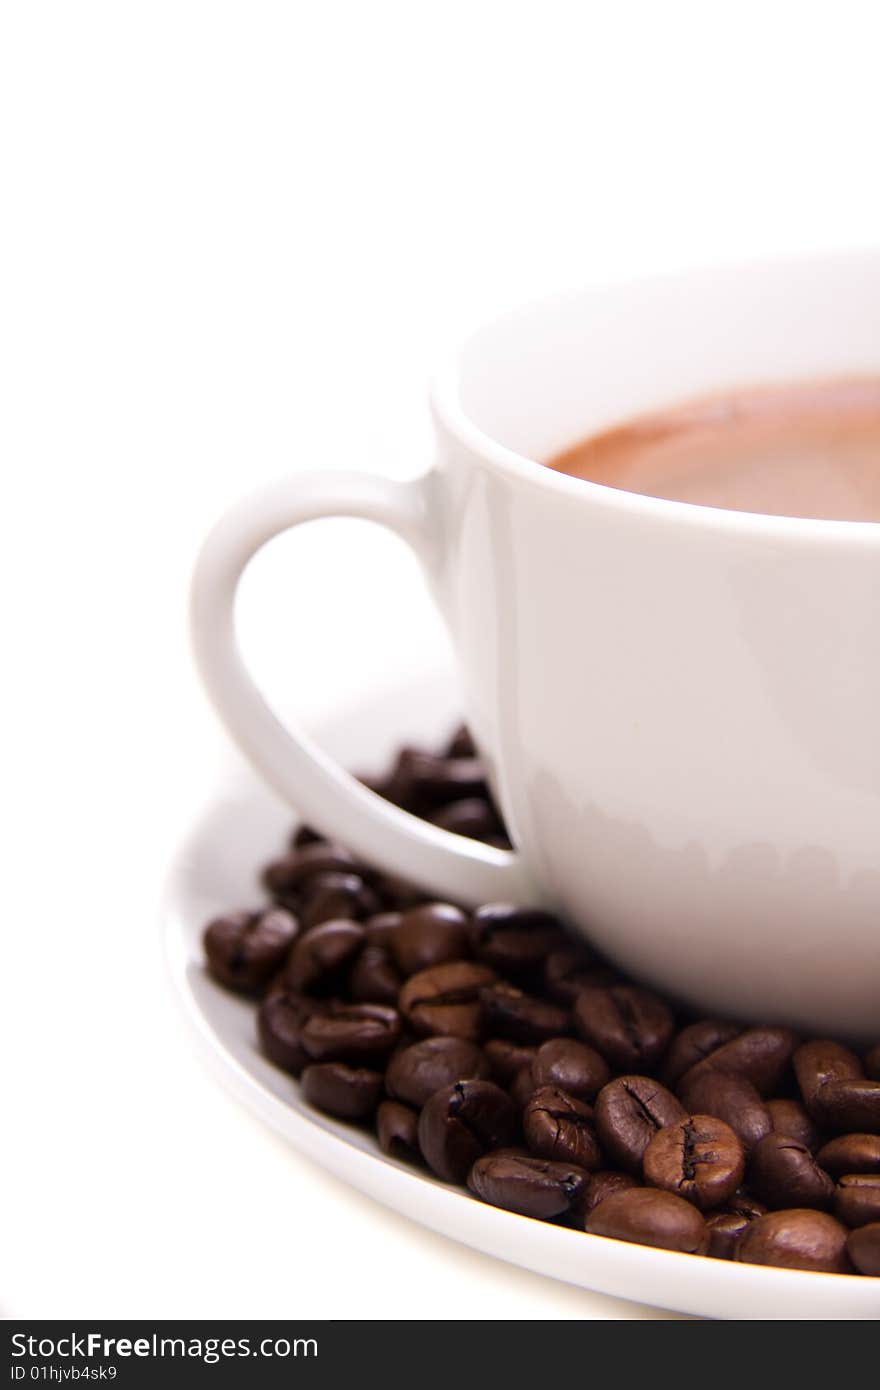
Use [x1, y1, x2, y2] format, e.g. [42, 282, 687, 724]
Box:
[429, 249, 880, 548]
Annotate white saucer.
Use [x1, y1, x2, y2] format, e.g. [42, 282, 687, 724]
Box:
[163, 671, 879, 1320]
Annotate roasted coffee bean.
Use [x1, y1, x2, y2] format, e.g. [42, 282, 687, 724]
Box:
[300, 1062, 383, 1120]
[468, 1151, 589, 1219]
[510, 1065, 541, 1111]
[263, 843, 357, 898]
[678, 1068, 771, 1151]
[643, 1115, 744, 1211]
[706, 1211, 750, 1260]
[847, 1222, 880, 1276]
[299, 1002, 401, 1063]
[834, 1175, 880, 1229]
[527, 1037, 610, 1102]
[793, 1039, 863, 1107]
[369, 871, 427, 910]
[282, 918, 365, 995]
[747, 1133, 834, 1210]
[580, 1170, 638, 1215]
[262, 969, 293, 1000]
[363, 912, 403, 946]
[484, 1039, 538, 1086]
[399, 961, 496, 1041]
[573, 985, 674, 1072]
[766, 1098, 820, 1152]
[543, 946, 616, 1001]
[584, 1187, 708, 1254]
[357, 771, 392, 800]
[348, 944, 402, 1004]
[523, 1086, 602, 1170]
[479, 983, 569, 1044]
[499, 1057, 539, 1105]
[594, 1075, 687, 1174]
[706, 1195, 767, 1259]
[469, 905, 567, 978]
[376, 1100, 421, 1165]
[809, 1079, 880, 1135]
[372, 752, 415, 809]
[418, 1080, 516, 1183]
[300, 872, 379, 929]
[684, 1026, 798, 1097]
[385, 749, 488, 812]
[817, 1134, 880, 1177]
[730, 1190, 767, 1222]
[660, 1020, 741, 1088]
[485, 832, 514, 851]
[865, 1045, 880, 1082]
[736, 1209, 850, 1272]
[430, 798, 502, 841]
[444, 724, 476, 759]
[385, 1036, 491, 1107]
[389, 903, 470, 975]
[203, 908, 298, 994]
[257, 991, 319, 1075]
[291, 823, 323, 848]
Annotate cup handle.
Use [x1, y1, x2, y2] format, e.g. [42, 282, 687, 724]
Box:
[190, 469, 536, 906]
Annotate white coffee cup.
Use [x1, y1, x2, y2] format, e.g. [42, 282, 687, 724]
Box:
[191, 251, 880, 1037]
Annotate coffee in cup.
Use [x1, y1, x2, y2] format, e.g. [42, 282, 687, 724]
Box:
[546, 376, 880, 522]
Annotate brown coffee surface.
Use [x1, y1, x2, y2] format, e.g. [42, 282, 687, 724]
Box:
[546, 376, 880, 521]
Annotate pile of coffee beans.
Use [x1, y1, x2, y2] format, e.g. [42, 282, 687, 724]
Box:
[202, 726, 880, 1278]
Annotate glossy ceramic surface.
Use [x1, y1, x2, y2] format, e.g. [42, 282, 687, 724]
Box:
[191, 253, 880, 1034]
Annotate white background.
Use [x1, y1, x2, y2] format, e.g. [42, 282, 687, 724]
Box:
[3, 0, 880, 1320]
